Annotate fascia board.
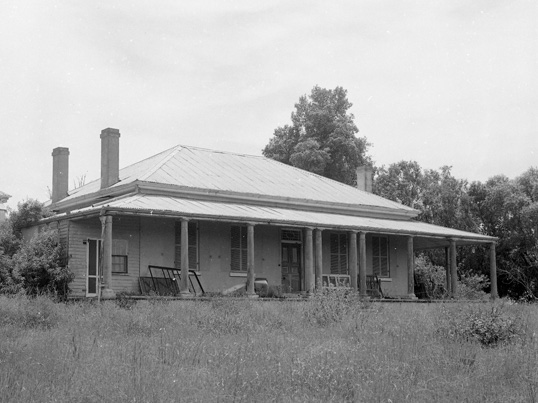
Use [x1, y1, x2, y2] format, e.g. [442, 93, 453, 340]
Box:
[136, 182, 419, 220]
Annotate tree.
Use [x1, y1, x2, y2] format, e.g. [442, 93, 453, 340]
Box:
[12, 229, 72, 297]
[0, 199, 72, 297]
[8, 199, 50, 239]
[468, 169, 538, 299]
[263, 86, 371, 185]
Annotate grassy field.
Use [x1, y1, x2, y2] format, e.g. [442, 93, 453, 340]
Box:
[1, 293, 537, 403]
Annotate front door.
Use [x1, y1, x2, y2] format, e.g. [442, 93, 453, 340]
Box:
[281, 243, 302, 293]
[86, 239, 101, 297]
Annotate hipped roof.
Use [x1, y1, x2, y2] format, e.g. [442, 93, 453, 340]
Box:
[57, 145, 417, 217]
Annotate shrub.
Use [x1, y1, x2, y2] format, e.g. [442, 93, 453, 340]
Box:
[456, 272, 490, 300]
[12, 229, 73, 298]
[414, 255, 448, 299]
[437, 302, 525, 347]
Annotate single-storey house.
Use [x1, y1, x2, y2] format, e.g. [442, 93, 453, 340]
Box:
[32, 128, 498, 299]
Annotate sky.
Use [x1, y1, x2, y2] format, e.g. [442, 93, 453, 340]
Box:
[1, 0, 537, 210]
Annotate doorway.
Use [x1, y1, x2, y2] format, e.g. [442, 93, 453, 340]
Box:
[281, 243, 302, 293]
[86, 239, 101, 297]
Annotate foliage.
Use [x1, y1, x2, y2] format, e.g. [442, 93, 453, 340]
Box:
[414, 255, 448, 299]
[263, 85, 371, 185]
[374, 162, 475, 231]
[11, 229, 72, 298]
[437, 302, 526, 347]
[7, 199, 50, 239]
[456, 272, 490, 300]
[468, 168, 538, 299]
[375, 161, 538, 299]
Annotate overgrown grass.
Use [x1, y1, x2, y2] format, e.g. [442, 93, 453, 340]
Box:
[1, 294, 537, 402]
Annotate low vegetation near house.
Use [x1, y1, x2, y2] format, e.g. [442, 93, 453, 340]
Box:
[1, 294, 537, 403]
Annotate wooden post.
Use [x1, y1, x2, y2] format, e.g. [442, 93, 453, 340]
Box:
[246, 223, 258, 298]
[315, 229, 323, 290]
[450, 239, 458, 298]
[445, 246, 451, 295]
[407, 236, 416, 298]
[180, 218, 191, 296]
[359, 232, 367, 298]
[490, 242, 499, 299]
[349, 231, 358, 292]
[99, 214, 116, 299]
[304, 227, 314, 294]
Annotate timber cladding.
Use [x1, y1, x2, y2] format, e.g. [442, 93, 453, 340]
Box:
[67, 216, 141, 296]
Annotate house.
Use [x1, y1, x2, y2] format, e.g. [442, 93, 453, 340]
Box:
[0, 191, 11, 224]
[33, 128, 498, 299]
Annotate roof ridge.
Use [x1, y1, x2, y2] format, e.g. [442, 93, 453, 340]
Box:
[138, 145, 183, 181]
[177, 144, 267, 159]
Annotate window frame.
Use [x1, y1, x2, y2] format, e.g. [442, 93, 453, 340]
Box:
[372, 235, 390, 278]
[330, 232, 348, 275]
[111, 255, 128, 274]
[230, 225, 248, 272]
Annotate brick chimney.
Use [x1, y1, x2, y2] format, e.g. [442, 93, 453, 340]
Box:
[356, 165, 373, 193]
[100, 128, 121, 189]
[51, 147, 70, 203]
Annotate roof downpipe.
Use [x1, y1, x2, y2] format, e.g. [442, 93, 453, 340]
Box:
[51, 147, 70, 203]
[100, 128, 121, 189]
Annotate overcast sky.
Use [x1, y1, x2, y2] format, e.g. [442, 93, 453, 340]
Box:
[1, 0, 537, 210]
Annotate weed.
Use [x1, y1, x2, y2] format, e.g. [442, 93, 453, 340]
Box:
[437, 301, 525, 347]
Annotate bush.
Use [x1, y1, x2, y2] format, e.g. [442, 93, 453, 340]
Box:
[12, 229, 73, 298]
[437, 302, 525, 347]
[414, 255, 448, 299]
[456, 272, 490, 300]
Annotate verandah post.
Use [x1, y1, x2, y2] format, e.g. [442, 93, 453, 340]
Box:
[450, 238, 458, 298]
[315, 229, 323, 290]
[180, 218, 191, 296]
[407, 235, 416, 299]
[349, 231, 358, 292]
[445, 246, 451, 295]
[99, 213, 116, 299]
[304, 227, 314, 294]
[490, 242, 499, 299]
[359, 232, 367, 298]
[246, 223, 258, 298]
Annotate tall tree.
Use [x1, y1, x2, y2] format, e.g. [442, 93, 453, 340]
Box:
[468, 169, 538, 298]
[263, 86, 371, 185]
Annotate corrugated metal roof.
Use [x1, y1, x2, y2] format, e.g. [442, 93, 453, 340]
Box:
[62, 145, 415, 213]
[85, 194, 494, 243]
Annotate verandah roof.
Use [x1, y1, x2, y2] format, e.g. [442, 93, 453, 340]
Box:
[55, 194, 496, 250]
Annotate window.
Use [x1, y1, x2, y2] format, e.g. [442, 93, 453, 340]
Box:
[112, 239, 128, 274]
[330, 233, 348, 275]
[231, 225, 247, 272]
[112, 255, 128, 274]
[281, 229, 301, 242]
[175, 221, 198, 270]
[372, 236, 389, 277]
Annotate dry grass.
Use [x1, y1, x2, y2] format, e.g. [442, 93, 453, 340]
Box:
[1, 294, 537, 403]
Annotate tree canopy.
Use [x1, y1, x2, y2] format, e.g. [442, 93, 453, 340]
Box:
[263, 86, 371, 185]
[374, 161, 538, 299]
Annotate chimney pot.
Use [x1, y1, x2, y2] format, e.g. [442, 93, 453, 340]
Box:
[100, 128, 121, 189]
[51, 147, 70, 203]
